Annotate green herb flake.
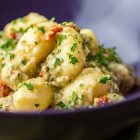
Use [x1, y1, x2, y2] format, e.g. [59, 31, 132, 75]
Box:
[61, 22, 68, 26]
[70, 43, 77, 51]
[38, 26, 45, 33]
[87, 45, 121, 67]
[0, 39, 16, 51]
[80, 84, 84, 87]
[21, 59, 26, 65]
[98, 75, 112, 84]
[71, 91, 78, 104]
[35, 104, 40, 108]
[68, 54, 78, 64]
[24, 82, 33, 90]
[0, 103, 3, 109]
[1, 63, 6, 68]
[57, 35, 67, 46]
[0, 34, 2, 38]
[57, 101, 65, 108]
[11, 19, 17, 24]
[54, 58, 63, 68]
[61, 21, 73, 27]
[8, 53, 15, 60]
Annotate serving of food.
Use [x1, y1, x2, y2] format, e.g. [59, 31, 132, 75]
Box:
[0, 12, 138, 112]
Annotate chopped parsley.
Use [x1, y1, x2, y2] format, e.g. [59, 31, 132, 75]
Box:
[23, 82, 33, 90]
[80, 84, 84, 87]
[82, 38, 90, 49]
[0, 39, 16, 51]
[38, 26, 45, 33]
[61, 21, 73, 27]
[98, 75, 112, 84]
[71, 91, 78, 104]
[0, 103, 3, 109]
[8, 53, 15, 60]
[70, 43, 77, 51]
[57, 101, 65, 108]
[0, 34, 2, 38]
[1, 63, 6, 68]
[11, 19, 17, 24]
[16, 28, 25, 33]
[35, 104, 40, 108]
[68, 54, 78, 64]
[87, 45, 121, 67]
[54, 58, 63, 68]
[21, 59, 27, 65]
[57, 35, 67, 46]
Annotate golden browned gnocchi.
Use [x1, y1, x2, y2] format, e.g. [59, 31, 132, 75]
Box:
[40, 26, 86, 87]
[80, 29, 99, 55]
[54, 68, 112, 108]
[13, 77, 54, 111]
[0, 13, 138, 112]
[4, 12, 48, 41]
[1, 22, 57, 90]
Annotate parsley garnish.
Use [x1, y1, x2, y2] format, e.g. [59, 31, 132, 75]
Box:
[54, 58, 63, 68]
[71, 91, 78, 104]
[71, 43, 77, 51]
[68, 54, 78, 64]
[0, 103, 3, 109]
[24, 82, 33, 90]
[1, 63, 6, 68]
[57, 101, 65, 108]
[12, 19, 17, 24]
[57, 35, 67, 46]
[8, 53, 15, 60]
[61, 21, 73, 27]
[0, 34, 2, 38]
[87, 45, 121, 67]
[38, 26, 45, 33]
[80, 84, 84, 87]
[21, 59, 26, 65]
[98, 75, 112, 84]
[35, 104, 40, 108]
[0, 39, 16, 51]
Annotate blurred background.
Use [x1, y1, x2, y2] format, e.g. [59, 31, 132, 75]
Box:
[0, 0, 140, 64]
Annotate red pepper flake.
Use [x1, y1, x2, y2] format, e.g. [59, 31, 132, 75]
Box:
[0, 80, 11, 97]
[95, 95, 109, 106]
[9, 32, 16, 40]
[46, 26, 63, 40]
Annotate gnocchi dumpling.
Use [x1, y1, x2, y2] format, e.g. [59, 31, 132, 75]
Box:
[13, 77, 54, 111]
[55, 68, 112, 108]
[40, 26, 86, 87]
[4, 12, 48, 40]
[1, 22, 57, 90]
[80, 29, 99, 55]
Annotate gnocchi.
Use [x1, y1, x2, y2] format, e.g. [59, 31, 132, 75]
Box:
[0, 13, 137, 112]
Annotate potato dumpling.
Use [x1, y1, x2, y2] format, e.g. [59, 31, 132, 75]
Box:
[13, 77, 54, 111]
[109, 62, 136, 94]
[1, 23, 57, 90]
[80, 29, 99, 55]
[41, 26, 85, 87]
[4, 12, 48, 40]
[55, 68, 111, 109]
